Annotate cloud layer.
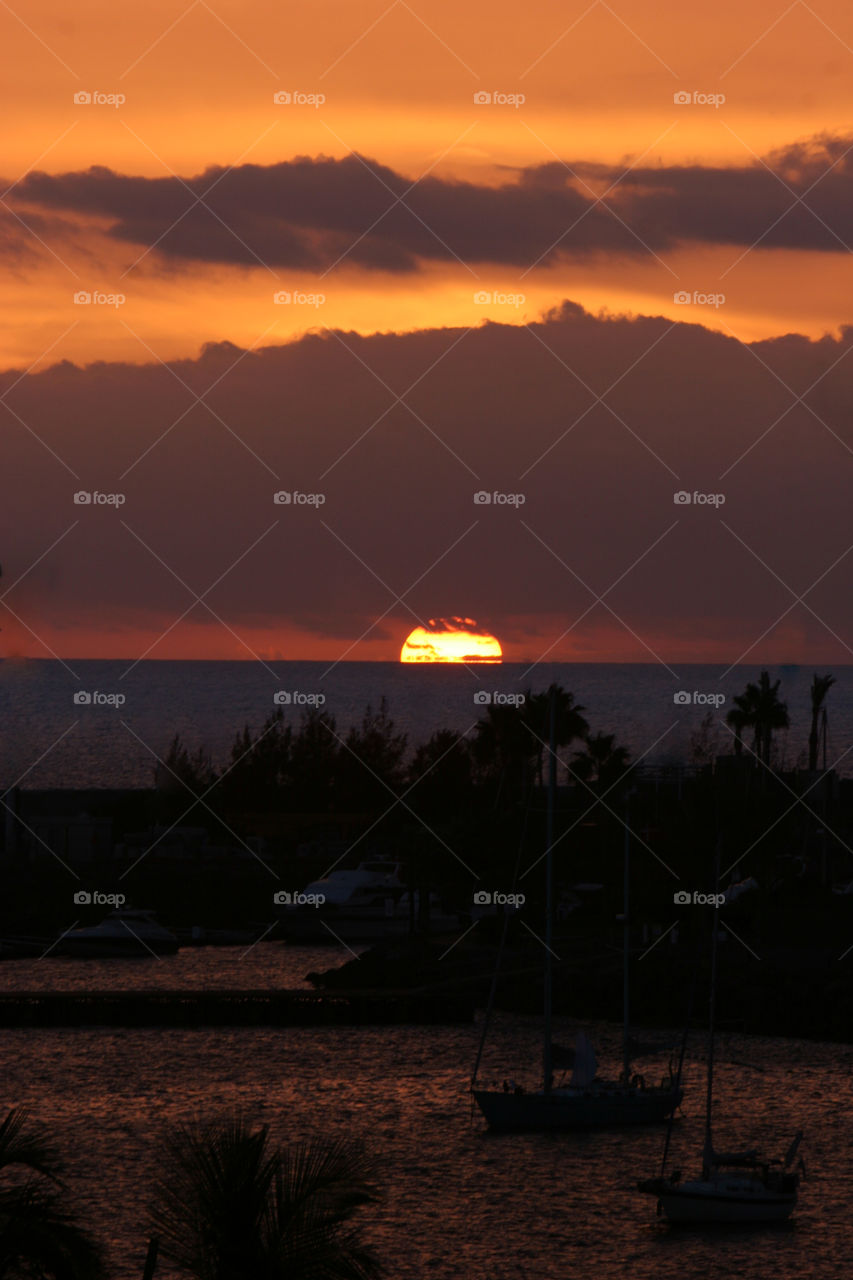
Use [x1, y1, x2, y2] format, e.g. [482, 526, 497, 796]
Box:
[3, 299, 853, 662]
[9, 133, 853, 275]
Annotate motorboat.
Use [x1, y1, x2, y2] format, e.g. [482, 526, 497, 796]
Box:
[278, 860, 463, 941]
[55, 909, 179, 957]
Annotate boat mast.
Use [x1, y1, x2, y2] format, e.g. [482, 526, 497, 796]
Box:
[702, 839, 721, 1179]
[622, 795, 631, 1086]
[543, 687, 556, 1094]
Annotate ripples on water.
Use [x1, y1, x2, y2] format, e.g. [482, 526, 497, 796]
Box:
[3, 660, 853, 786]
[0, 942, 346, 992]
[1, 948, 850, 1280]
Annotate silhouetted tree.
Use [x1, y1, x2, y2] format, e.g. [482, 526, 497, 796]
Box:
[407, 729, 473, 820]
[725, 704, 749, 756]
[0, 1107, 105, 1279]
[220, 708, 292, 809]
[570, 731, 631, 792]
[730, 671, 789, 767]
[155, 734, 216, 797]
[523, 685, 589, 785]
[690, 711, 722, 768]
[289, 707, 340, 812]
[149, 1113, 382, 1280]
[337, 699, 407, 812]
[471, 701, 534, 803]
[808, 673, 835, 771]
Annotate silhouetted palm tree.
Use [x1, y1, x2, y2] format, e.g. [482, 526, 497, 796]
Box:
[808, 673, 835, 771]
[0, 1107, 105, 1279]
[570, 731, 631, 792]
[725, 703, 750, 756]
[471, 700, 534, 803]
[149, 1113, 383, 1280]
[733, 671, 789, 767]
[523, 685, 589, 786]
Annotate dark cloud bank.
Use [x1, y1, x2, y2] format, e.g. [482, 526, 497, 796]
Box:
[3, 300, 853, 657]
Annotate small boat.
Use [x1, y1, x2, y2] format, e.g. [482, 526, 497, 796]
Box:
[55, 909, 179, 958]
[277, 860, 462, 941]
[638, 1136, 803, 1223]
[474, 1031, 683, 1130]
[638, 845, 804, 1223]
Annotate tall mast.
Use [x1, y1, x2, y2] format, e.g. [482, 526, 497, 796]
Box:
[703, 839, 721, 1178]
[543, 687, 556, 1093]
[622, 794, 631, 1085]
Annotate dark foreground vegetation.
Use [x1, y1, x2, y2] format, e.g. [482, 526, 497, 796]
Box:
[0, 1106, 381, 1280]
[2, 674, 853, 1043]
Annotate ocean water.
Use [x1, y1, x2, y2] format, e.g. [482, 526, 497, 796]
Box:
[0, 945, 846, 1280]
[0, 660, 850, 788]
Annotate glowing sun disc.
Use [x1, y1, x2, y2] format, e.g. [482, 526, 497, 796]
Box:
[400, 617, 502, 663]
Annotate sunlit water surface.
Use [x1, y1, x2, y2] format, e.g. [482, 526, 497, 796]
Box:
[0, 948, 849, 1279]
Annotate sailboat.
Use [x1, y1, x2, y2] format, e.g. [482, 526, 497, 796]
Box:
[637, 847, 804, 1222]
[471, 692, 683, 1131]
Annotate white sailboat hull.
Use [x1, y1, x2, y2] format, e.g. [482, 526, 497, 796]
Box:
[657, 1176, 797, 1223]
[473, 1084, 683, 1131]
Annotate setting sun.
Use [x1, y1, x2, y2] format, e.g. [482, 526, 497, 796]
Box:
[400, 617, 502, 663]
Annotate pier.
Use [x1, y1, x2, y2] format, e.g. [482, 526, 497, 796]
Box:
[0, 987, 473, 1028]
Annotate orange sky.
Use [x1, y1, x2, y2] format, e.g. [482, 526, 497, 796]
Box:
[3, 0, 853, 661]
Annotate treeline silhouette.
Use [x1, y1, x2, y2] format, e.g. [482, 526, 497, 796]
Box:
[156, 686, 629, 822]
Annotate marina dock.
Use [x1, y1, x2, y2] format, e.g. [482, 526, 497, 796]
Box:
[0, 987, 473, 1028]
